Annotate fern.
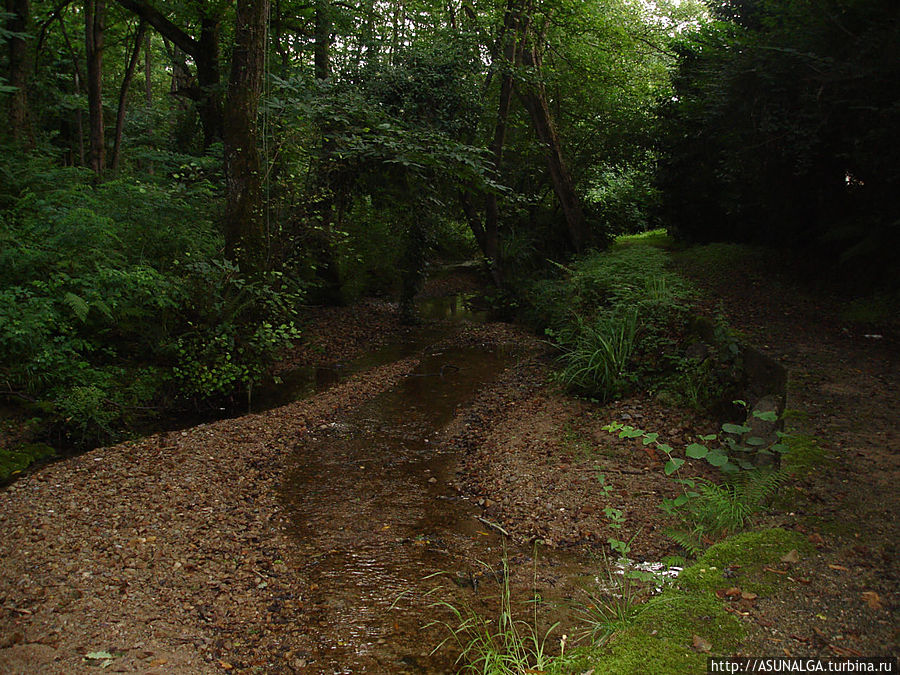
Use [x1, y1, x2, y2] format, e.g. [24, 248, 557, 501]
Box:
[667, 469, 791, 553]
[63, 291, 90, 323]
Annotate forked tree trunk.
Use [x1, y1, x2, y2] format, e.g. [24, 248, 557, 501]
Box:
[223, 0, 269, 275]
[516, 41, 586, 252]
[111, 20, 146, 171]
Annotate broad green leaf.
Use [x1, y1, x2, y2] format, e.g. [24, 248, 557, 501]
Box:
[722, 423, 751, 435]
[707, 451, 730, 467]
[657, 443, 673, 454]
[642, 432, 659, 445]
[699, 434, 718, 441]
[745, 436, 768, 446]
[664, 458, 685, 475]
[752, 410, 779, 422]
[686, 443, 709, 459]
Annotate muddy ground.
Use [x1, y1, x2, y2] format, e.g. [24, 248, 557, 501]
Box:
[1, 261, 897, 673]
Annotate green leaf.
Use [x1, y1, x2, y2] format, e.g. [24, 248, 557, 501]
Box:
[657, 443, 673, 455]
[674, 494, 691, 507]
[642, 432, 659, 445]
[699, 434, 718, 441]
[745, 436, 768, 446]
[685, 443, 709, 459]
[707, 451, 730, 467]
[664, 457, 685, 475]
[722, 423, 751, 435]
[752, 410, 779, 422]
[64, 292, 90, 323]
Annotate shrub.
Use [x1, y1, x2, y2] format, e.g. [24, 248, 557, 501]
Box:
[0, 155, 302, 448]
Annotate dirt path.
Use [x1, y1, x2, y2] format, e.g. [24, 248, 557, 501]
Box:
[675, 253, 900, 658]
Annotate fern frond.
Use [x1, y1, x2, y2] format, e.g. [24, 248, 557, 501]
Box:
[63, 291, 90, 322]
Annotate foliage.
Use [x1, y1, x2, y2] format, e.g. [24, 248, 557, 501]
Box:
[425, 555, 559, 674]
[658, 0, 900, 290]
[603, 412, 802, 554]
[0, 156, 301, 446]
[526, 237, 696, 402]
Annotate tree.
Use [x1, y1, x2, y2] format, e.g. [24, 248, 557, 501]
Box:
[658, 0, 900, 286]
[223, 0, 270, 274]
[4, 0, 33, 145]
[114, 0, 224, 147]
[84, 0, 106, 173]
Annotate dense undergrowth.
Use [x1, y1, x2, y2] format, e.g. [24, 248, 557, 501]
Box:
[517, 231, 740, 410]
[0, 152, 302, 477]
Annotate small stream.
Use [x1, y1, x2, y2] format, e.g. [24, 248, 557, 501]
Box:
[277, 298, 602, 673]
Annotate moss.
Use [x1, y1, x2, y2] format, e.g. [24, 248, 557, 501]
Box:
[679, 528, 812, 596]
[0, 442, 56, 482]
[549, 630, 709, 674]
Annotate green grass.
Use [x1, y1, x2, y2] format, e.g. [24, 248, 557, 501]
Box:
[425, 529, 816, 674]
[613, 228, 677, 249]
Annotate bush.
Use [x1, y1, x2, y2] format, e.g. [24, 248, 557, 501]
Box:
[0, 154, 302, 447]
[525, 237, 696, 402]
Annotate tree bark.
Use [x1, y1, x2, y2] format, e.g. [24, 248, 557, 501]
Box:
[114, 0, 223, 147]
[111, 20, 145, 171]
[516, 39, 586, 252]
[84, 0, 106, 174]
[223, 0, 269, 275]
[144, 29, 152, 103]
[313, 0, 331, 80]
[5, 0, 33, 146]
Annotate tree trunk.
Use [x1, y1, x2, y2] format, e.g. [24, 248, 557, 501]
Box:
[223, 0, 269, 275]
[196, 16, 222, 146]
[313, 0, 331, 80]
[516, 41, 586, 252]
[114, 0, 223, 147]
[84, 0, 106, 175]
[111, 21, 145, 172]
[144, 29, 152, 103]
[5, 0, 33, 146]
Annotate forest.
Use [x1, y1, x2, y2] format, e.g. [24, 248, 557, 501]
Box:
[1, 0, 898, 673]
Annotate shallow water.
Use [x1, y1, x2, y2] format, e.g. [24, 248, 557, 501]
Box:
[275, 305, 611, 672]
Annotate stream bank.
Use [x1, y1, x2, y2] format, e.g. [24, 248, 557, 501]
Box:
[2, 251, 897, 673]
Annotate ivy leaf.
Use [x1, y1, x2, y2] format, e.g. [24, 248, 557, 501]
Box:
[707, 451, 730, 467]
[686, 443, 709, 459]
[664, 457, 685, 475]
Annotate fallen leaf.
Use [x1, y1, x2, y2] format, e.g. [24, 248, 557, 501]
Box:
[780, 549, 800, 564]
[692, 635, 712, 653]
[861, 591, 883, 610]
[85, 652, 114, 660]
[808, 533, 825, 546]
[828, 564, 850, 572]
[725, 587, 742, 598]
[218, 660, 233, 670]
[741, 591, 758, 601]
